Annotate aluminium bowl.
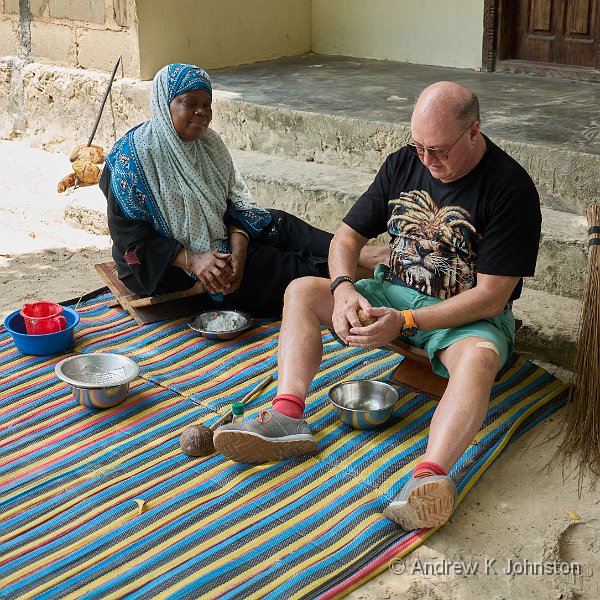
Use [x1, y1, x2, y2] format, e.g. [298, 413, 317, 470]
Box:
[188, 310, 252, 341]
[3, 305, 80, 356]
[55, 352, 140, 409]
[328, 380, 399, 430]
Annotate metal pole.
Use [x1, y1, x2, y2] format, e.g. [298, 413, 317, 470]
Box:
[87, 55, 122, 147]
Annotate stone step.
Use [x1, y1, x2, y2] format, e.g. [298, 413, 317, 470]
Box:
[230, 148, 374, 230]
[3, 59, 595, 219]
[208, 54, 600, 220]
[230, 148, 588, 301]
[213, 97, 600, 217]
[512, 287, 579, 371]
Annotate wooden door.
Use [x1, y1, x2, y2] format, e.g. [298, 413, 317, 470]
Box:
[500, 0, 600, 69]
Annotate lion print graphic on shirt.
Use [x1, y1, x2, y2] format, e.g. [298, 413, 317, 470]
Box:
[388, 190, 478, 300]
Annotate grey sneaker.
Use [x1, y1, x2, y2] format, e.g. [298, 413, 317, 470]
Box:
[383, 474, 457, 530]
[213, 409, 318, 464]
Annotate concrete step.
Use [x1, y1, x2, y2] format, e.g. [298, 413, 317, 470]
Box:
[3, 57, 599, 219]
[3, 58, 595, 219]
[528, 206, 588, 300]
[230, 147, 374, 230]
[213, 97, 600, 218]
[512, 287, 579, 371]
[230, 148, 588, 301]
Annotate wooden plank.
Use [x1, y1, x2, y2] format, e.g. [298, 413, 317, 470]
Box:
[566, 0, 593, 36]
[384, 339, 430, 365]
[389, 359, 448, 398]
[95, 261, 137, 301]
[127, 283, 205, 308]
[122, 295, 204, 325]
[94, 261, 205, 325]
[529, 0, 552, 33]
[384, 338, 447, 397]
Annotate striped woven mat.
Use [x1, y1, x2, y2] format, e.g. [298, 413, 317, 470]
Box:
[0, 291, 569, 599]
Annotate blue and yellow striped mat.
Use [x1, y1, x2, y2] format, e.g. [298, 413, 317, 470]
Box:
[0, 291, 569, 599]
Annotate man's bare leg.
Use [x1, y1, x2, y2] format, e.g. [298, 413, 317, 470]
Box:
[384, 337, 499, 529]
[276, 278, 334, 398]
[213, 277, 334, 463]
[424, 337, 499, 470]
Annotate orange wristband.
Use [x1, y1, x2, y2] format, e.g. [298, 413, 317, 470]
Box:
[402, 309, 415, 328]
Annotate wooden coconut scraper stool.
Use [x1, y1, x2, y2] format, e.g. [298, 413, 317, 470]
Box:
[95, 261, 205, 325]
[384, 340, 447, 398]
[384, 318, 523, 398]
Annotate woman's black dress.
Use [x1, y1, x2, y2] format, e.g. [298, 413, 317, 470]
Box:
[99, 169, 333, 317]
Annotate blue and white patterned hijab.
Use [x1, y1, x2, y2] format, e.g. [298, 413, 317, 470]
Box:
[105, 63, 271, 254]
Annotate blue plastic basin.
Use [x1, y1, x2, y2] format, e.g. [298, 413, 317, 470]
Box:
[4, 305, 80, 356]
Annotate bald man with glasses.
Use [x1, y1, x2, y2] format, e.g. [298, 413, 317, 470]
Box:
[214, 81, 541, 531]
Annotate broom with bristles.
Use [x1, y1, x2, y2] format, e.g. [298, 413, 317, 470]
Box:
[557, 202, 600, 487]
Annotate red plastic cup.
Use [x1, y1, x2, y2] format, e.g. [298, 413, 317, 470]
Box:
[20, 302, 66, 335]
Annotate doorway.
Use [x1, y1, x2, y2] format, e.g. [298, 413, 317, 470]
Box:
[483, 0, 600, 81]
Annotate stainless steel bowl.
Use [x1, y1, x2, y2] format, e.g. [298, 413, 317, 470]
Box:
[55, 353, 140, 409]
[188, 310, 252, 341]
[328, 380, 399, 430]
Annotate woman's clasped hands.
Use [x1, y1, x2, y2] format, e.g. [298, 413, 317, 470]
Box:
[189, 250, 245, 295]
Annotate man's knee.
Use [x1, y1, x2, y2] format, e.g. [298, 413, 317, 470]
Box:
[441, 337, 501, 376]
[283, 276, 335, 327]
[283, 276, 330, 311]
[285, 275, 323, 296]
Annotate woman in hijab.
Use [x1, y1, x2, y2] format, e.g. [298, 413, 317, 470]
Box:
[101, 63, 383, 316]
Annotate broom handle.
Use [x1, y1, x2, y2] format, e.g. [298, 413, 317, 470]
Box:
[86, 55, 122, 147]
[211, 375, 273, 429]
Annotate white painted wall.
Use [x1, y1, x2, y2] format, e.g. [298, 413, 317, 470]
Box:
[312, 0, 484, 70]
[1, 0, 486, 80]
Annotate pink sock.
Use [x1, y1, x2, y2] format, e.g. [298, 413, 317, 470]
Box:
[413, 461, 447, 479]
[272, 394, 305, 419]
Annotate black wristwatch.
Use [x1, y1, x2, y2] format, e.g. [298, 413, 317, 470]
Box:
[400, 309, 418, 337]
[330, 275, 355, 294]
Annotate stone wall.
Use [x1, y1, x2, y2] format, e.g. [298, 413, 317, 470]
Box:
[0, 0, 141, 77]
[0, 59, 148, 150]
[0, 0, 313, 82]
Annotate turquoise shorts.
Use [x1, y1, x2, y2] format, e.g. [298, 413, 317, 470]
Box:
[351, 265, 515, 379]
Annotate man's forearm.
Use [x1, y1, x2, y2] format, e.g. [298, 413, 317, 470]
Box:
[328, 224, 368, 281]
[411, 274, 519, 332]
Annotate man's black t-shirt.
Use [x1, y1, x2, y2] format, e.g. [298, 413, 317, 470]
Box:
[343, 136, 541, 301]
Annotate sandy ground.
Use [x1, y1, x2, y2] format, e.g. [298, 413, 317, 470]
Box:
[0, 141, 112, 318]
[1, 141, 599, 599]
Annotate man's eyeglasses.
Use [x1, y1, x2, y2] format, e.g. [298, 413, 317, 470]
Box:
[407, 123, 474, 161]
